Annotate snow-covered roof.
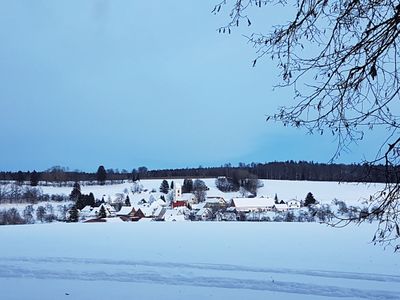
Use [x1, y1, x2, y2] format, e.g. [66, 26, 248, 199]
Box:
[196, 208, 212, 216]
[205, 197, 226, 204]
[117, 206, 134, 215]
[232, 197, 275, 210]
[138, 207, 153, 217]
[191, 202, 206, 210]
[80, 206, 94, 213]
[101, 204, 116, 213]
[149, 199, 166, 210]
[153, 206, 166, 218]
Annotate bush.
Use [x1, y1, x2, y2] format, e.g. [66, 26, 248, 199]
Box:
[215, 177, 238, 192]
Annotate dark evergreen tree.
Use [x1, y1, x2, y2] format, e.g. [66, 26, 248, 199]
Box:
[69, 182, 81, 201]
[76, 192, 95, 210]
[274, 193, 279, 204]
[68, 205, 79, 222]
[16, 171, 25, 185]
[98, 205, 107, 218]
[125, 195, 131, 206]
[304, 192, 317, 207]
[182, 179, 193, 193]
[159, 180, 169, 194]
[30, 170, 39, 186]
[170, 181, 174, 190]
[88, 193, 95, 206]
[96, 165, 107, 185]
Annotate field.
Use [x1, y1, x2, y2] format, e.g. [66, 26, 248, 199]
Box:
[0, 222, 399, 300]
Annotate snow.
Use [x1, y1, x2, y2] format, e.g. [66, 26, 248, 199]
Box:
[1, 179, 397, 298]
[8, 178, 385, 211]
[232, 197, 276, 210]
[0, 222, 399, 300]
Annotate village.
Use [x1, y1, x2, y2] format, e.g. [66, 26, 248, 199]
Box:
[78, 181, 304, 223]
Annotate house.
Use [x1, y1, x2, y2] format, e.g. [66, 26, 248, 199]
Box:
[195, 207, 213, 221]
[191, 202, 206, 211]
[116, 206, 137, 221]
[79, 206, 97, 219]
[204, 197, 227, 211]
[138, 207, 154, 218]
[116, 205, 146, 221]
[181, 193, 196, 202]
[80, 204, 116, 220]
[273, 203, 289, 212]
[149, 199, 167, 210]
[287, 199, 301, 209]
[153, 207, 167, 221]
[100, 204, 117, 217]
[164, 209, 186, 221]
[231, 197, 275, 212]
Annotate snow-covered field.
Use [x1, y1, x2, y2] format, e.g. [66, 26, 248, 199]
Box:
[0, 222, 399, 300]
[0, 178, 387, 224]
[35, 178, 384, 205]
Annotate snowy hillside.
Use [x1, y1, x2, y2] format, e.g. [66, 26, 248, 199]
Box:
[0, 222, 399, 300]
[35, 178, 384, 206]
[0, 178, 386, 224]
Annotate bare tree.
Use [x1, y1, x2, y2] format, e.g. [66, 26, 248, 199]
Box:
[23, 205, 34, 224]
[193, 179, 208, 203]
[36, 206, 47, 223]
[215, 0, 400, 249]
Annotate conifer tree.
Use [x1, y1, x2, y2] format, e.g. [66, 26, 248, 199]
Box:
[182, 179, 193, 193]
[70, 182, 81, 201]
[30, 170, 39, 187]
[125, 195, 131, 206]
[159, 180, 169, 194]
[96, 165, 107, 185]
[68, 205, 79, 222]
[99, 205, 107, 218]
[304, 192, 317, 207]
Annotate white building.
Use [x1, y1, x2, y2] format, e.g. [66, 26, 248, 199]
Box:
[231, 197, 275, 212]
[287, 199, 301, 209]
[174, 184, 182, 200]
[273, 203, 289, 212]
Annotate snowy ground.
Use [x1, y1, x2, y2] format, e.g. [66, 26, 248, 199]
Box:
[0, 178, 386, 223]
[0, 222, 399, 300]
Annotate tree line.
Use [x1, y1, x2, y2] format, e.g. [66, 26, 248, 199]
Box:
[0, 161, 395, 185]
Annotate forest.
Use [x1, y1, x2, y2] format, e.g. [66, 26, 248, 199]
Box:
[0, 161, 393, 185]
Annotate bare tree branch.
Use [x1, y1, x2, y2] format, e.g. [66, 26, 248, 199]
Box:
[215, 0, 400, 249]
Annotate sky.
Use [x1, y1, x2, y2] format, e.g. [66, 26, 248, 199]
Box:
[0, 0, 385, 172]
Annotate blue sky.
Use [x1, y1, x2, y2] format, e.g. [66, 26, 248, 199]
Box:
[0, 1, 382, 172]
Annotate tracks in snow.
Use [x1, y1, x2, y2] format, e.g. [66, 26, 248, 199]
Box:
[0, 256, 399, 299]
